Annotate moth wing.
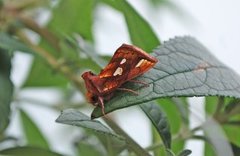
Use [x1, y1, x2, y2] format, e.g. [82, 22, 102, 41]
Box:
[98, 44, 157, 93]
[99, 44, 134, 78]
[126, 56, 157, 80]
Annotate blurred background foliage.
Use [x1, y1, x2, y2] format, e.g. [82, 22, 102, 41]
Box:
[0, 0, 239, 156]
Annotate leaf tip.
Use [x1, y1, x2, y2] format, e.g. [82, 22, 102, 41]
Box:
[90, 113, 97, 120]
[55, 110, 64, 123]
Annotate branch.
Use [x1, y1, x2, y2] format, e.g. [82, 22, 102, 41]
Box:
[17, 15, 61, 51]
[103, 117, 151, 156]
[16, 30, 86, 93]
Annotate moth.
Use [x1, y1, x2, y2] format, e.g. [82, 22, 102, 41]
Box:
[82, 44, 158, 116]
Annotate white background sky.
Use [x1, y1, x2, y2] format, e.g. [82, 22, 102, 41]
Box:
[7, 0, 240, 156]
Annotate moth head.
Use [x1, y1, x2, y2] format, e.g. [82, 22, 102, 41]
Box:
[82, 71, 96, 90]
[82, 71, 96, 79]
[82, 71, 99, 104]
[81, 71, 103, 93]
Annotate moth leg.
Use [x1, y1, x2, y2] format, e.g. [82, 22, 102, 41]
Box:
[128, 79, 149, 87]
[117, 88, 138, 95]
[98, 96, 106, 116]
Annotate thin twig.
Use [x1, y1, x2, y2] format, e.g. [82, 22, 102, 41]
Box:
[213, 96, 224, 117]
[103, 117, 151, 156]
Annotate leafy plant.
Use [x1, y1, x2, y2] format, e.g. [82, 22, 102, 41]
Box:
[0, 0, 239, 156]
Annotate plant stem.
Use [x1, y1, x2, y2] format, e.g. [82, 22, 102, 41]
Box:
[213, 96, 224, 117]
[17, 15, 61, 51]
[16, 30, 86, 93]
[224, 121, 240, 126]
[103, 117, 151, 156]
[145, 134, 180, 152]
[15, 96, 88, 110]
[146, 124, 198, 152]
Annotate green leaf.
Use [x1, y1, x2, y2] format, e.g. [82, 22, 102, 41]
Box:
[0, 146, 62, 156]
[171, 98, 189, 125]
[223, 125, 240, 148]
[92, 36, 240, 118]
[0, 33, 34, 53]
[23, 58, 68, 87]
[206, 97, 240, 146]
[157, 99, 184, 154]
[56, 109, 123, 140]
[224, 99, 240, 116]
[76, 141, 105, 156]
[69, 35, 107, 69]
[49, 0, 95, 41]
[150, 127, 161, 156]
[166, 149, 176, 156]
[58, 110, 126, 155]
[19, 109, 50, 149]
[230, 143, 240, 156]
[101, 0, 160, 52]
[140, 102, 171, 149]
[149, 0, 167, 6]
[205, 96, 218, 114]
[204, 141, 216, 156]
[94, 134, 125, 156]
[205, 97, 234, 114]
[177, 149, 192, 156]
[0, 49, 13, 133]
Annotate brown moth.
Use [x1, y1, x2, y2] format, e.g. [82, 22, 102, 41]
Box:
[82, 44, 158, 116]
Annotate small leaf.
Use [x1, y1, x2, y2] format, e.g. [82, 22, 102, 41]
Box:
[49, 0, 95, 41]
[0, 33, 34, 53]
[19, 109, 50, 149]
[23, 58, 68, 87]
[92, 36, 240, 118]
[157, 99, 185, 154]
[224, 99, 240, 115]
[166, 149, 176, 156]
[204, 141, 216, 156]
[72, 35, 107, 68]
[101, 0, 160, 52]
[177, 149, 192, 156]
[0, 146, 62, 156]
[140, 102, 171, 149]
[171, 97, 189, 125]
[56, 109, 123, 140]
[0, 49, 13, 133]
[76, 141, 105, 156]
[119, 0, 160, 52]
[205, 96, 218, 114]
[223, 125, 240, 147]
